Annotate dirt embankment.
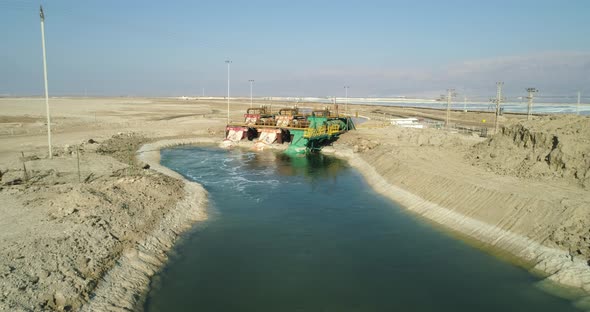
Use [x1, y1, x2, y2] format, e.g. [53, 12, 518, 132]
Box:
[467, 116, 590, 264]
[469, 116, 590, 188]
[0, 97, 230, 311]
[330, 115, 590, 299]
[0, 134, 207, 311]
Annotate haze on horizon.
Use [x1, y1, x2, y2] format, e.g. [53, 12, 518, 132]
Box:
[1, 0, 589, 99]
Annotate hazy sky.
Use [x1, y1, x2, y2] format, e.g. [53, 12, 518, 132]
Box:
[1, 0, 589, 97]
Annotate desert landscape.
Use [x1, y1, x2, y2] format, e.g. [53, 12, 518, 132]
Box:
[0, 97, 589, 311]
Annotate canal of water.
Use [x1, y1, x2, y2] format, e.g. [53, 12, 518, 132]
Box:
[144, 146, 581, 311]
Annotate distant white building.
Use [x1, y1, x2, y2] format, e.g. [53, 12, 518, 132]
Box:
[390, 118, 424, 128]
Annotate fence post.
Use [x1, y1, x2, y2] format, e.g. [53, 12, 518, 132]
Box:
[76, 146, 81, 183]
[21, 152, 29, 182]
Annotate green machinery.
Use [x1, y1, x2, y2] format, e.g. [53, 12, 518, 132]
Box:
[285, 110, 355, 155]
[226, 107, 355, 155]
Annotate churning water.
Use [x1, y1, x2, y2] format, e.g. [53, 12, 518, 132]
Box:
[145, 146, 581, 311]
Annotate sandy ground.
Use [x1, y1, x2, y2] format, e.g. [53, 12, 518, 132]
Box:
[0, 97, 228, 311]
[0, 97, 589, 311]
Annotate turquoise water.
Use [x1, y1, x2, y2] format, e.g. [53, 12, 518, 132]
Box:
[145, 146, 580, 311]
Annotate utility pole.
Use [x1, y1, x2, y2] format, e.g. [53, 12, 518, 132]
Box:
[332, 97, 337, 116]
[463, 95, 467, 112]
[249, 79, 254, 108]
[40, 6, 52, 159]
[225, 60, 232, 123]
[577, 91, 581, 115]
[445, 88, 455, 128]
[344, 86, 350, 116]
[492, 82, 504, 135]
[526, 87, 538, 120]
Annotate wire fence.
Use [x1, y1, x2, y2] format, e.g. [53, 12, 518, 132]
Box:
[361, 111, 493, 137]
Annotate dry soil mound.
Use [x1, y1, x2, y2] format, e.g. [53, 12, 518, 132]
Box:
[469, 115, 590, 188]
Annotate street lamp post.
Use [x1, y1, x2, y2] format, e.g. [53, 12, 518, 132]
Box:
[577, 91, 581, 115]
[446, 88, 455, 128]
[225, 60, 232, 123]
[249, 79, 255, 108]
[40, 6, 52, 159]
[344, 86, 350, 116]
